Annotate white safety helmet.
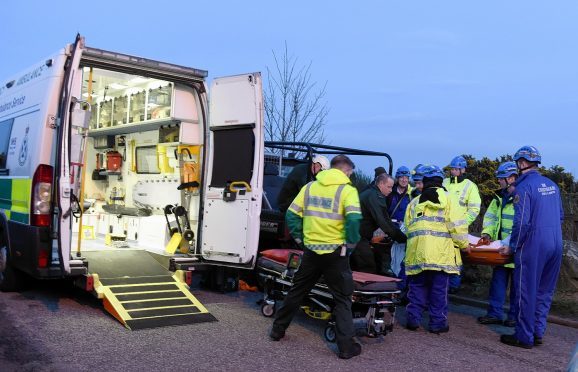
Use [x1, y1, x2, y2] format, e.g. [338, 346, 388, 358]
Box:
[312, 155, 330, 171]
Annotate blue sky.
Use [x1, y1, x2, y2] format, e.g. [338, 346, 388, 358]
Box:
[1, 1, 577, 176]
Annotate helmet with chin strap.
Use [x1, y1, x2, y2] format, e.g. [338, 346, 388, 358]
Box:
[395, 166, 411, 179]
[412, 164, 426, 182]
[495, 161, 518, 179]
[422, 165, 444, 179]
[449, 155, 467, 169]
[513, 145, 541, 164]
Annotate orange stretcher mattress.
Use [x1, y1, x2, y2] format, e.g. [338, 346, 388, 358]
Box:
[464, 247, 513, 266]
[258, 249, 400, 292]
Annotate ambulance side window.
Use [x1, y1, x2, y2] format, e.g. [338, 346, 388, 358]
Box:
[0, 119, 14, 169]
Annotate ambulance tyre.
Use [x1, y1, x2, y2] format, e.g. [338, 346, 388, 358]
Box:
[260, 302, 276, 317]
[0, 246, 23, 292]
[324, 325, 336, 343]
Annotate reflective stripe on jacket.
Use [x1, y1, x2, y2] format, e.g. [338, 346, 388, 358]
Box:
[442, 176, 481, 225]
[288, 168, 362, 254]
[403, 187, 468, 275]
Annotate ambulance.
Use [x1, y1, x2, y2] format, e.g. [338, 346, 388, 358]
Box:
[0, 35, 264, 329]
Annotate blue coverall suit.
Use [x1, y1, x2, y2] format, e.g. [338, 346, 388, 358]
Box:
[509, 170, 564, 345]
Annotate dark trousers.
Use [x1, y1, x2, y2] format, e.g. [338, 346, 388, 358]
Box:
[406, 270, 450, 331]
[487, 266, 517, 321]
[350, 239, 377, 274]
[273, 248, 356, 351]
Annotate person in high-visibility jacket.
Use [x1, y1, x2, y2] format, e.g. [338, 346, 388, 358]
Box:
[410, 164, 426, 199]
[270, 155, 363, 359]
[404, 165, 469, 333]
[500, 146, 564, 349]
[443, 155, 481, 292]
[477, 161, 518, 327]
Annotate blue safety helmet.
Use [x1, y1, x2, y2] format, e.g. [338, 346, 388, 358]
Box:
[412, 164, 426, 182]
[395, 166, 411, 179]
[422, 165, 445, 179]
[513, 145, 541, 163]
[495, 161, 518, 179]
[449, 155, 467, 169]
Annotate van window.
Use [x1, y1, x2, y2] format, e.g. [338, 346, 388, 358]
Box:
[210, 127, 254, 188]
[0, 119, 14, 169]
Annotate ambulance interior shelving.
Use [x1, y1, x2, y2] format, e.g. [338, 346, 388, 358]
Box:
[73, 66, 202, 256]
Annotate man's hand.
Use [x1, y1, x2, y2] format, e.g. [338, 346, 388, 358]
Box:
[462, 245, 472, 254]
[498, 245, 511, 255]
[478, 234, 491, 246]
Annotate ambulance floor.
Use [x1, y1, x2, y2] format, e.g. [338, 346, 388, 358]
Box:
[81, 249, 170, 278]
[71, 235, 168, 256]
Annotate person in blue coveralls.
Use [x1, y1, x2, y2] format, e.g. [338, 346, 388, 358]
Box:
[499, 146, 564, 349]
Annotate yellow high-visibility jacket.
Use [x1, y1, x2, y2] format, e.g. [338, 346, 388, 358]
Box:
[287, 168, 362, 254]
[404, 187, 469, 275]
[482, 190, 515, 268]
[443, 176, 481, 225]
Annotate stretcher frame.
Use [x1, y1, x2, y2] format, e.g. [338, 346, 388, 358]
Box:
[257, 252, 401, 342]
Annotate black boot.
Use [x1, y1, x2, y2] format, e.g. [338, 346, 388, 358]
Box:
[500, 334, 532, 349]
[269, 324, 285, 341]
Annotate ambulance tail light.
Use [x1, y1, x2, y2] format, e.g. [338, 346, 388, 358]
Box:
[31, 164, 53, 227]
[37, 248, 50, 268]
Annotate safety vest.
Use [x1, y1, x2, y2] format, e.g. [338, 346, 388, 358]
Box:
[482, 191, 515, 268]
[403, 188, 469, 275]
[442, 177, 481, 225]
[288, 168, 361, 254]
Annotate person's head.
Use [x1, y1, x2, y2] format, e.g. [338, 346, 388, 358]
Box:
[311, 155, 330, 176]
[513, 145, 541, 174]
[412, 164, 425, 191]
[496, 161, 518, 190]
[449, 155, 467, 177]
[395, 166, 411, 188]
[330, 155, 355, 177]
[422, 165, 445, 188]
[374, 166, 386, 179]
[375, 173, 395, 196]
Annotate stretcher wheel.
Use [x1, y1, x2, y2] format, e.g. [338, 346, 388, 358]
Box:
[324, 325, 336, 343]
[183, 229, 194, 241]
[261, 302, 276, 317]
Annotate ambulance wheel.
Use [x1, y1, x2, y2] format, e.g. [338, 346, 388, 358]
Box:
[324, 325, 336, 343]
[261, 302, 276, 317]
[0, 246, 24, 292]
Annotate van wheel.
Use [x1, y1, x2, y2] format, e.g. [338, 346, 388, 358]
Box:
[0, 246, 23, 292]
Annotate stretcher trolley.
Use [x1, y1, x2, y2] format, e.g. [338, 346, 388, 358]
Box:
[257, 249, 401, 342]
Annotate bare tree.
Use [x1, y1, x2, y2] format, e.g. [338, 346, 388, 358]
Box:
[264, 43, 328, 144]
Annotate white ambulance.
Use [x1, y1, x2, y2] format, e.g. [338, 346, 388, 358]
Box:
[0, 35, 264, 327]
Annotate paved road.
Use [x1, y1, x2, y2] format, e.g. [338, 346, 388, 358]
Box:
[0, 281, 576, 371]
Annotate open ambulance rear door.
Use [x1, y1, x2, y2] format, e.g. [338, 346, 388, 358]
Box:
[55, 35, 88, 275]
[201, 73, 264, 268]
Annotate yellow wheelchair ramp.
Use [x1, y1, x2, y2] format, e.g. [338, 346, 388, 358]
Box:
[99, 274, 216, 330]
